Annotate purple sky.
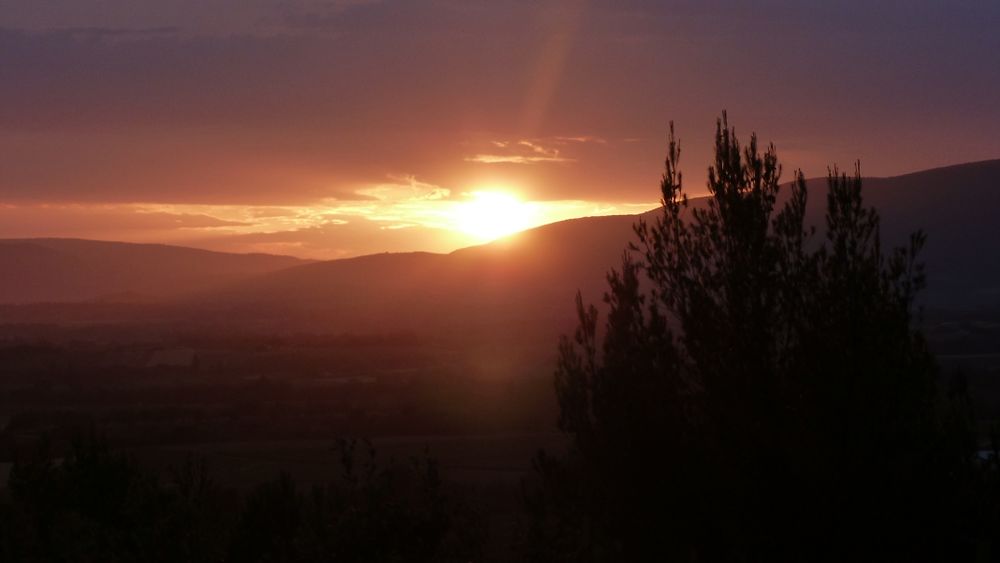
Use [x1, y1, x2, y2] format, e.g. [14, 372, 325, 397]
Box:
[2, 0, 998, 258]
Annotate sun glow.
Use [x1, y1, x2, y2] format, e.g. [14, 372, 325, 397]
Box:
[453, 191, 538, 242]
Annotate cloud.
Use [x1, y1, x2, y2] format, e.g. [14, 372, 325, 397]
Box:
[465, 154, 572, 164]
[466, 139, 576, 164]
[133, 211, 250, 229]
[1, 0, 999, 224]
[0, 190, 659, 259]
[355, 176, 451, 202]
[187, 216, 463, 260]
[181, 198, 659, 260]
[0, 204, 250, 239]
[247, 207, 303, 219]
[553, 135, 607, 144]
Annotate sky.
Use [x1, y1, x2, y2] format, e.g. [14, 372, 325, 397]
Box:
[2, 0, 998, 259]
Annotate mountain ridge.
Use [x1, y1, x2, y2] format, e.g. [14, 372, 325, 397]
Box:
[0, 238, 309, 304]
[189, 158, 999, 335]
[0, 159, 996, 330]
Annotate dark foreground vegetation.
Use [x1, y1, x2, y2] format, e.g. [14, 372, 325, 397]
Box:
[522, 117, 1000, 561]
[1, 434, 483, 562]
[2, 117, 1000, 561]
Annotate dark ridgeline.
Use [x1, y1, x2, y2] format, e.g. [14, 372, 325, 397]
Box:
[0, 239, 308, 304]
[1, 162, 999, 334]
[523, 116, 998, 561]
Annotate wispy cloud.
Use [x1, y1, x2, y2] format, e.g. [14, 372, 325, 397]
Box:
[466, 139, 576, 164]
[552, 135, 607, 144]
[355, 175, 451, 202]
[465, 154, 572, 164]
[0, 186, 658, 259]
[133, 210, 250, 229]
[0, 204, 250, 239]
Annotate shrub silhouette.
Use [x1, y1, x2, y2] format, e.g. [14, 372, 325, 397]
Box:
[0, 434, 482, 562]
[524, 115, 992, 561]
[229, 439, 483, 563]
[1, 433, 233, 562]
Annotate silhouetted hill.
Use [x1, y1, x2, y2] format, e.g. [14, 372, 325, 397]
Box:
[1, 160, 996, 341]
[195, 159, 1000, 339]
[196, 215, 637, 338]
[0, 239, 307, 304]
[837, 160, 1000, 307]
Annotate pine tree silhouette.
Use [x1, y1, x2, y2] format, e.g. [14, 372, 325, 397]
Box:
[524, 115, 990, 562]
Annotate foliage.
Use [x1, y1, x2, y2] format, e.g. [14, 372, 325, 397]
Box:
[524, 115, 993, 561]
[229, 439, 483, 563]
[0, 434, 482, 562]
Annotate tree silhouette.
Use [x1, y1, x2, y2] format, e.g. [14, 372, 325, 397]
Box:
[1, 434, 482, 562]
[229, 439, 483, 563]
[524, 115, 990, 561]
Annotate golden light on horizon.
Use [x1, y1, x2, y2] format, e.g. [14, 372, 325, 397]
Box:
[452, 190, 538, 242]
[76, 193, 658, 259]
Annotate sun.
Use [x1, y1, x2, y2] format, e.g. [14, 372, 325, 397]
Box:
[453, 191, 537, 241]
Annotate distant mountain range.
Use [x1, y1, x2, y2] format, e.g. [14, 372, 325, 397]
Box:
[191, 213, 639, 337]
[0, 159, 997, 339]
[0, 238, 307, 304]
[839, 160, 1000, 308]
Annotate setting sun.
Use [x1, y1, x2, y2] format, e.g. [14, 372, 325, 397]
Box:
[453, 191, 538, 242]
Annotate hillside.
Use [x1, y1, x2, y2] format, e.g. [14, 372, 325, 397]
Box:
[839, 160, 1000, 307]
[0, 159, 996, 341]
[190, 214, 637, 339]
[194, 159, 1000, 338]
[0, 239, 307, 304]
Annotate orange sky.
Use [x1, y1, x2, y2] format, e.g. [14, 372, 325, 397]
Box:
[2, 1, 998, 258]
